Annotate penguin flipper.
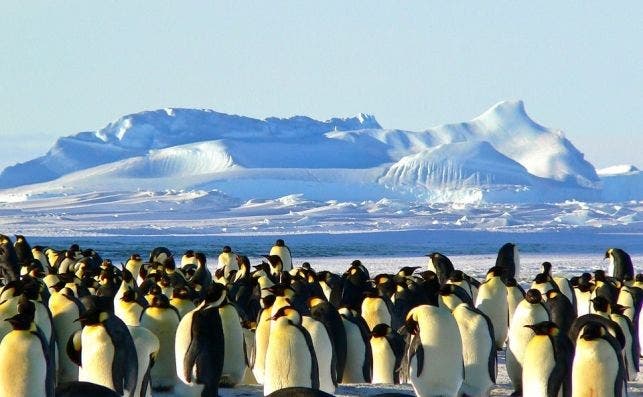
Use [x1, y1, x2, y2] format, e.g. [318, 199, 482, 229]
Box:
[66, 329, 82, 367]
[407, 334, 424, 378]
[33, 326, 55, 397]
[103, 316, 138, 396]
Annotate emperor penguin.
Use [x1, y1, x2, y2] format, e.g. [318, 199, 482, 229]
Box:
[545, 289, 576, 336]
[405, 304, 464, 396]
[13, 234, 34, 264]
[475, 266, 509, 349]
[270, 238, 293, 272]
[180, 250, 197, 268]
[139, 294, 181, 391]
[0, 234, 20, 282]
[115, 288, 145, 326]
[447, 270, 477, 301]
[495, 242, 520, 281]
[522, 321, 574, 397]
[610, 304, 639, 381]
[264, 306, 320, 395]
[252, 295, 277, 385]
[0, 300, 55, 397]
[216, 245, 238, 279]
[215, 284, 247, 388]
[506, 278, 526, 326]
[302, 312, 337, 394]
[124, 254, 144, 280]
[49, 285, 84, 383]
[451, 302, 496, 397]
[338, 307, 372, 383]
[126, 324, 160, 397]
[426, 252, 454, 285]
[148, 246, 172, 264]
[572, 322, 627, 397]
[605, 248, 634, 281]
[573, 273, 594, 317]
[67, 298, 138, 396]
[506, 289, 551, 396]
[175, 284, 226, 397]
[361, 288, 393, 331]
[32, 245, 51, 269]
[170, 286, 197, 318]
[309, 297, 348, 383]
[369, 323, 405, 384]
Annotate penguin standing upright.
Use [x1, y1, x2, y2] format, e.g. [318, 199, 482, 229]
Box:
[67, 298, 138, 396]
[475, 267, 509, 349]
[140, 294, 180, 392]
[361, 288, 393, 331]
[0, 300, 55, 397]
[495, 242, 520, 281]
[127, 325, 160, 397]
[302, 313, 336, 394]
[264, 306, 319, 395]
[13, 234, 34, 265]
[506, 289, 550, 395]
[270, 239, 293, 272]
[545, 289, 576, 336]
[0, 234, 20, 282]
[216, 286, 246, 388]
[216, 246, 238, 279]
[451, 302, 496, 397]
[175, 284, 226, 397]
[572, 322, 627, 397]
[426, 252, 454, 285]
[522, 321, 574, 397]
[405, 304, 464, 396]
[338, 307, 372, 384]
[611, 304, 639, 381]
[369, 323, 405, 384]
[309, 297, 347, 383]
[49, 286, 84, 383]
[605, 248, 634, 281]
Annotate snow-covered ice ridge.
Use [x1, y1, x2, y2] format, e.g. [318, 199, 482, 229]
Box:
[0, 100, 640, 204]
[0, 100, 641, 235]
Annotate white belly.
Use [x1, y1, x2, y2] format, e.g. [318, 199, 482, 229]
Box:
[522, 336, 556, 397]
[264, 321, 313, 395]
[0, 331, 47, 397]
[79, 325, 115, 390]
[572, 339, 620, 397]
[140, 308, 179, 388]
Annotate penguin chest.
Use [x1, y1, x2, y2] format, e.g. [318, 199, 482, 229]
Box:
[572, 339, 619, 396]
[522, 336, 555, 395]
[264, 323, 313, 394]
[361, 298, 391, 330]
[219, 305, 245, 386]
[80, 325, 115, 389]
[370, 337, 396, 384]
[0, 331, 47, 396]
[342, 319, 368, 383]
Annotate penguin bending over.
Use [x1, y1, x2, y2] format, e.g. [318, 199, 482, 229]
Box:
[605, 248, 634, 281]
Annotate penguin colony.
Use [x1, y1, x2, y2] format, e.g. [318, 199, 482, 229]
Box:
[0, 234, 639, 397]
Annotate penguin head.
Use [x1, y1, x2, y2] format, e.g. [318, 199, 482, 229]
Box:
[172, 286, 191, 300]
[270, 305, 301, 324]
[540, 262, 552, 275]
[236, 255, 250, 271]
[203, 283, 227, 306]
[580, 322, 607, 341]
[76, 308, 105, 326]
[194, 252, 206, 267]
[545, 289, 560, 301]
[301, 262, 311, 270]
[263, 255, 283, 273]
[222, 246, 232, 254]
[306, 296, 326, 309]
[591, 296, 611, 313]
[261, 294, 277, 309]
[533, 273, 550, 285]
[275, 239, 285, 247]
[371, 323, 394, 338]
[524, 289, 543, 304]
[120, 288, 137, 303]
[604, 249, 612, 259]
[397, 266, 420, 277]
[524, 321, 559, 336]
[505, 278, 518, 287]
[448, 270, 465, 283]
[5, 311, 34, 331]
[486, 266, 505, 280]
[593, 270, 606, 283]
[265, 284, 294, 299]
[151, 294, 171, 309]
[612, 304, 629, 315]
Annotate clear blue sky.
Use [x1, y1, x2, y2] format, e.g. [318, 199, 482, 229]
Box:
[1, 2, 641, 170]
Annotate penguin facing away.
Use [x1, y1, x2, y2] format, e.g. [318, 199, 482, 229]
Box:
[495, 242, 520, 281]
